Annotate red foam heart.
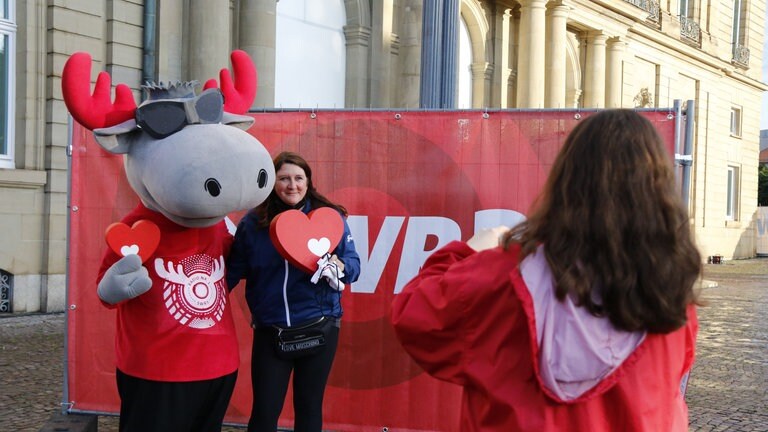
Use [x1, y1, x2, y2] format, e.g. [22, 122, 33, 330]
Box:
[105, 220, 161, 263]
[269, 208, 344, 274]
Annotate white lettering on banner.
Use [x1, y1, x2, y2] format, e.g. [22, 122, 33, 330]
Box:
[348, 216, 405, 294]
[474, 209, 527, 233]
[347, 210, 527, 294]
[394, 217, 462, 294]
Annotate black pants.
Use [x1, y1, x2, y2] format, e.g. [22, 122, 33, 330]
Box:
[116, 369, 237, 432]
[248, 324, 339, 432]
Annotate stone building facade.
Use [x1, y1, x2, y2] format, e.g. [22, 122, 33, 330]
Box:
[1, 0, 765, 312]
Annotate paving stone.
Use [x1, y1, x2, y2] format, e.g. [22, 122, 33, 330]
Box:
[687, 261, 768, 432]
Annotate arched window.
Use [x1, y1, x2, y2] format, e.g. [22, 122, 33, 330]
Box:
[275, 0, 346, 108]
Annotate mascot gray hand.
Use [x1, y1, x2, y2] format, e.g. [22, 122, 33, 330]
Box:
[97, 254, 152, 305]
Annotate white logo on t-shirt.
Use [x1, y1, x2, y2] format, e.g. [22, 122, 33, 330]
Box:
[155, 254, 227, 329]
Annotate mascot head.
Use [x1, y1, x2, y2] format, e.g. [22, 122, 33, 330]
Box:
[61, 50, 274, 228]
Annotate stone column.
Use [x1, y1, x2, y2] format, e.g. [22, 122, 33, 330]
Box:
[390, 33, 401, 106]
[344, 25, 372, 108]
[516, 0, 546, 108]
[507, 70, 517, 108]
[371, 0, 394, 107]
[583, 31, 607, 108]
[491, 8, 512, 108]
[472, 62, 493, 108]
[188, 0, 230, 83]
[238, 0, 276, 108]
[156, 1, 184, 81]
[396, 0, 422, 108]
[606, 37, 627, 108]
[545, 1, 569, 108]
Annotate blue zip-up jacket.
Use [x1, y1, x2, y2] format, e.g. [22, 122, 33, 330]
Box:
[226, 201, 361, 327]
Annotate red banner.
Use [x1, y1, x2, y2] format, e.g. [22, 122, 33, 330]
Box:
[66, 110, 677, 430]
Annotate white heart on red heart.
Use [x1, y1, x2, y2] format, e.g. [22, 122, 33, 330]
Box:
[120, 244, 140, 256]
[269, 208, 344, 274]
[307, 237, 331, 257]
[105, 220, 161, 263]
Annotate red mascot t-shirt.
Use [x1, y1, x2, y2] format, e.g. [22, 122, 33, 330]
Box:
[97, 203, 238, 382]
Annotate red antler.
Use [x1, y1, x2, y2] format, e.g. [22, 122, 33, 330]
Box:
[203, 50, 257, 114]
[61, 52, 137, 130]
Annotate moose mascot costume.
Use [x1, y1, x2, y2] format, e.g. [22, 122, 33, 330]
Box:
[61, 51, 274, 431]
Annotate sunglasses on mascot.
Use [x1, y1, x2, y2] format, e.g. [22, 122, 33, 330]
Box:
[135, 89, 224, 139]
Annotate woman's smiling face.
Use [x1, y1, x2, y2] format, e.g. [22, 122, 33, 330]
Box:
[274, 162, 307, 206]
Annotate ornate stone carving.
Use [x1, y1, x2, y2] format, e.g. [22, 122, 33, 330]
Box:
[633, 87, 654, 108]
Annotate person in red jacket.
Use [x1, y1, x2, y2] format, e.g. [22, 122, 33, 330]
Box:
[391, 109, 702, 432]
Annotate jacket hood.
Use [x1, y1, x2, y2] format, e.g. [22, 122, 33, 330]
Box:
[518, 246, 646, 402]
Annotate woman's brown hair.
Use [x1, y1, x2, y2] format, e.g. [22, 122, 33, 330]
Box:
[254, 151, 348, 227]
[502, 109, 701, 333]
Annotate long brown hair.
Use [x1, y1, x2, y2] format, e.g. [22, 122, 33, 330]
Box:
[254, 151, 348, 227]
[502, 109, 701, 333]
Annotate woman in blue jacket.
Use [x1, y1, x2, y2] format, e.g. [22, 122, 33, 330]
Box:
[227, 151, 361, 432]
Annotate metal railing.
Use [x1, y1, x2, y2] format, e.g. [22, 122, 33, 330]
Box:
[623, 0, 660, 23]
[680, 16, 701, 45]
[0, 270, 11, 313]
[732, 43, 750, 68]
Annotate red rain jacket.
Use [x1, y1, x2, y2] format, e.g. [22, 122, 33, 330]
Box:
[391, 241, 697, 432]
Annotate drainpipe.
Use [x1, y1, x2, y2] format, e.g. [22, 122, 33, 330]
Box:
[142, 0, 157, 100]
[681, 99, 695, 208]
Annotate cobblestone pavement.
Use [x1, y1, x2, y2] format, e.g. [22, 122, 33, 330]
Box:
[1, 259, 766, 432]
[687, 260, 768, 432]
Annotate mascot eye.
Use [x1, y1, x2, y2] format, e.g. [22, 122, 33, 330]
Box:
[257, 169, 268, 188]
[204, 178, 222, 197]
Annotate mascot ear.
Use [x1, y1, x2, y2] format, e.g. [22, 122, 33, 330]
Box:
[93, 119, 140, 154]
[221, 112, 255, 131]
